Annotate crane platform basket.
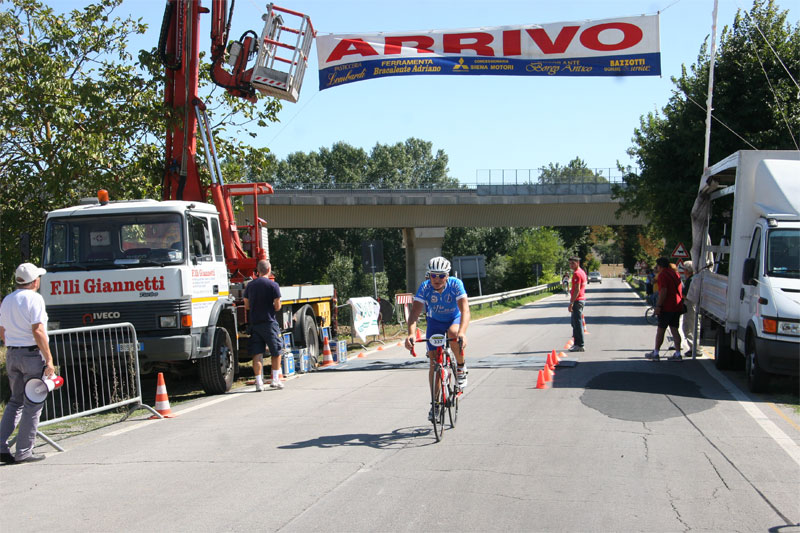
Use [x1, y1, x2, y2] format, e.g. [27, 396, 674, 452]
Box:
[250, 4, 315, 103]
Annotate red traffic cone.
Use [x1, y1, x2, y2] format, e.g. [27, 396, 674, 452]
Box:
[536, 369, 547, 389]
[321, 337, 336, 367]
[150, 372, 175, 419]
[543, 364, 553, 383]
[415, 328, 424, 341]
[546, 352, 556, 371]
[583, 317, 589, 334]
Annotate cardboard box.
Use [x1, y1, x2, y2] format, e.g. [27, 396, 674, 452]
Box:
[293, 348, 310, 373]
[332, 339, 348, 363]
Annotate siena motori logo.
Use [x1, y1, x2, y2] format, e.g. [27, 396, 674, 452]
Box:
[82, 311, 121, 325]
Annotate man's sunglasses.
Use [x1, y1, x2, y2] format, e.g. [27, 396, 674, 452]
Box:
[430, 273, 447, 279]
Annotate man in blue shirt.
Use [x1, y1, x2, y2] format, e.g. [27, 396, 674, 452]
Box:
[244, 260, 283, 391]
[405, 257, 470, 419]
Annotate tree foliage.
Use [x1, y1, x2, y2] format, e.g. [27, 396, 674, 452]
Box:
[0, 0, 283, 291]
[615, 0, 800, 251]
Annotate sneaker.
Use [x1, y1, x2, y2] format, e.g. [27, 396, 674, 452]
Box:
[667, 352, 683, 362]
[644, 351, 660, 361]
[270, 380, 284, 390]
[0, 452, 15, 464]
[254, 382, 265, 392]
[457, 367, 468, 389]
[14, 454, 45, 464]
[569, 345, 585, 352]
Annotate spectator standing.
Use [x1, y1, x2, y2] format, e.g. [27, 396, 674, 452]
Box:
[0, 263, 54, 464]
[645, 257, 684, 361]
[568, 256, 587, 352]
[681, 261, 696, 357]
[244, 260, 284, 391]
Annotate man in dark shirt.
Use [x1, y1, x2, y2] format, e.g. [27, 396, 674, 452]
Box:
[244, 260, 283, 390]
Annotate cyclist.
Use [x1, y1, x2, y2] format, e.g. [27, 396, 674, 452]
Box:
[404, 257, 470, 421]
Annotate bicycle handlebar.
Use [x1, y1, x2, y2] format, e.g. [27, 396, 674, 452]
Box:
[409, 336, 463, 358]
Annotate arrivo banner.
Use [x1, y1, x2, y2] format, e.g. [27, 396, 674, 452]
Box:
[317, 14, 660, 90]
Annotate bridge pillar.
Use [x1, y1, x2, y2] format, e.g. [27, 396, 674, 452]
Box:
[403, 227, 446, 292]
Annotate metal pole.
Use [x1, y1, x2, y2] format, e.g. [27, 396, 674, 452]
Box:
[476, 256, 483, 296]
[702, 0, 720, 173]
[369, 243, 378, 299]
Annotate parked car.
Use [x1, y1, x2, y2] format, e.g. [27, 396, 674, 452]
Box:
[588, 271, 602, 283]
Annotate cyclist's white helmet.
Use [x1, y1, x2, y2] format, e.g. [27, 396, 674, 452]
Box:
[427, 256, 451, 275]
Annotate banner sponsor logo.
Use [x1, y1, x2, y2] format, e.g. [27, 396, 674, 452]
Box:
[317, 15, 660, 89]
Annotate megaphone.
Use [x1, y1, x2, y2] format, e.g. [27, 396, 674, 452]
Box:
[24, 374, 64, 404]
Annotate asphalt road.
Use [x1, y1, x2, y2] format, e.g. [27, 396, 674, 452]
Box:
[2, 278, 799, 532]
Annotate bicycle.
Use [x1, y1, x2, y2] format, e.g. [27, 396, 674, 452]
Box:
[410, 334, 461, 442]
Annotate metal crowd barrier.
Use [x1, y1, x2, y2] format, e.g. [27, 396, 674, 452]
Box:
[36, 322, 161, 451]
[469, 282, 561, 308]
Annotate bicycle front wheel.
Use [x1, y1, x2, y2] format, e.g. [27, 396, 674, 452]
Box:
[432, 370, 445, 442]
[447, 360, 459, 428]
[645, 306, 658, 325]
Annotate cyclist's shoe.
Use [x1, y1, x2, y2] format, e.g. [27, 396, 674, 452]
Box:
[428, 404, 440, 422]
[667, 352, 683, 362]
[644, 351, 660, 361]
[457, 366, 468, 389]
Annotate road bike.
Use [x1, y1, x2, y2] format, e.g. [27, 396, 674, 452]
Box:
[410, 334, 462, 442]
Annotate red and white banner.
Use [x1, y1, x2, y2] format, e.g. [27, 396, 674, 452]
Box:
[318, 14, 660, 90]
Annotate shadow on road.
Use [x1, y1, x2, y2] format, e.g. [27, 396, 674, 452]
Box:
[277, 426, 432, 449]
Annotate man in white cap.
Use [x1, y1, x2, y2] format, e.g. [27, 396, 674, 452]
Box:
[0, 262, 55, 464]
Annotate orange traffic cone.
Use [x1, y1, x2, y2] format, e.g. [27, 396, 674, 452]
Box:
[321, 337, 336, 367]
[415, 328, 424, 341]
[377, 345, 385, 351]
[546, 351, 556, 371]
[357, 351, 366, 358]
[583, 317, 589, 334]
[551, 349, 559, 365]
[536, 369, 547, 389]
[564, 338, 574, 350]
[543, 364, 553, 383]
[150, 372, 175, 419]
[557, 352, 566, 365]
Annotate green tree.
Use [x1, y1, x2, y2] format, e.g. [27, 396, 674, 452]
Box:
[506, 228, 564, 288]
[0, 0, 283, 292]
[0, 0, 160, 289]
[615, 0, 800, 248]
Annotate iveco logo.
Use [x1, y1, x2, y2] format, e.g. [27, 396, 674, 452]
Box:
[82, 311, 121, 325]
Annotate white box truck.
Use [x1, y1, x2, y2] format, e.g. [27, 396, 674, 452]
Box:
[691, 150, 800, 392]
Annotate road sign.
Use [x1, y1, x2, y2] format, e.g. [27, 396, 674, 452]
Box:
[676, 259, 686, 274]
[671, 242, 689, 259]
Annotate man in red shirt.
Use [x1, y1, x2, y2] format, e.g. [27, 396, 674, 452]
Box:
[568, 256, 587, 352]
[645, 257, 684, 361]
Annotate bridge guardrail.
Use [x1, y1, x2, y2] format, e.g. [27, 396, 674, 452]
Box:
[469, 282, 562, 307]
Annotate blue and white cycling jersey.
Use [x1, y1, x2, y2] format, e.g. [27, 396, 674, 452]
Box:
[414, 277, 467, 323]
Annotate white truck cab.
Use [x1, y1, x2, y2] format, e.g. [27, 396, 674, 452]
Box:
[41, 199, 238, 393]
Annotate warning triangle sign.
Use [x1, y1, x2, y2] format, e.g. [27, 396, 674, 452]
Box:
[671, 243, 689, 258]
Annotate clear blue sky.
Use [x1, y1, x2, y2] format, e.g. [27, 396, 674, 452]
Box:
[51, 0, 798, 182]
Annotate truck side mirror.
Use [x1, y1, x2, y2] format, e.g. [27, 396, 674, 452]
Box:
[742, 258, 757, 285]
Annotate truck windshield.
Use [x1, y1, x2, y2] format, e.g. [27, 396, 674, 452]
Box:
[43, 214, 184, 271]
[767, 228, 799, 279]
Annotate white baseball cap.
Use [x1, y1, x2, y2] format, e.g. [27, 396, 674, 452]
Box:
[15, 263, 47, 285]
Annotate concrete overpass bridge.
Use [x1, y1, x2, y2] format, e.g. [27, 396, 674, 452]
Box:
[239, 181, 646, 290]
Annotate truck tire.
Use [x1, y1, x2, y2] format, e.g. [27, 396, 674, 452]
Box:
[746, 338, 770, 393]
[199, 327, 234, 394]
[714, 328, 732, 370]
[302, 315, 320, 368]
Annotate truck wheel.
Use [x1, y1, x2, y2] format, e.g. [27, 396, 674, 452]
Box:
[303, 315, 320, 368]
[199, 327, 234, 394]
[714, 328, 732, 370]
[746, 339, 770, 393]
